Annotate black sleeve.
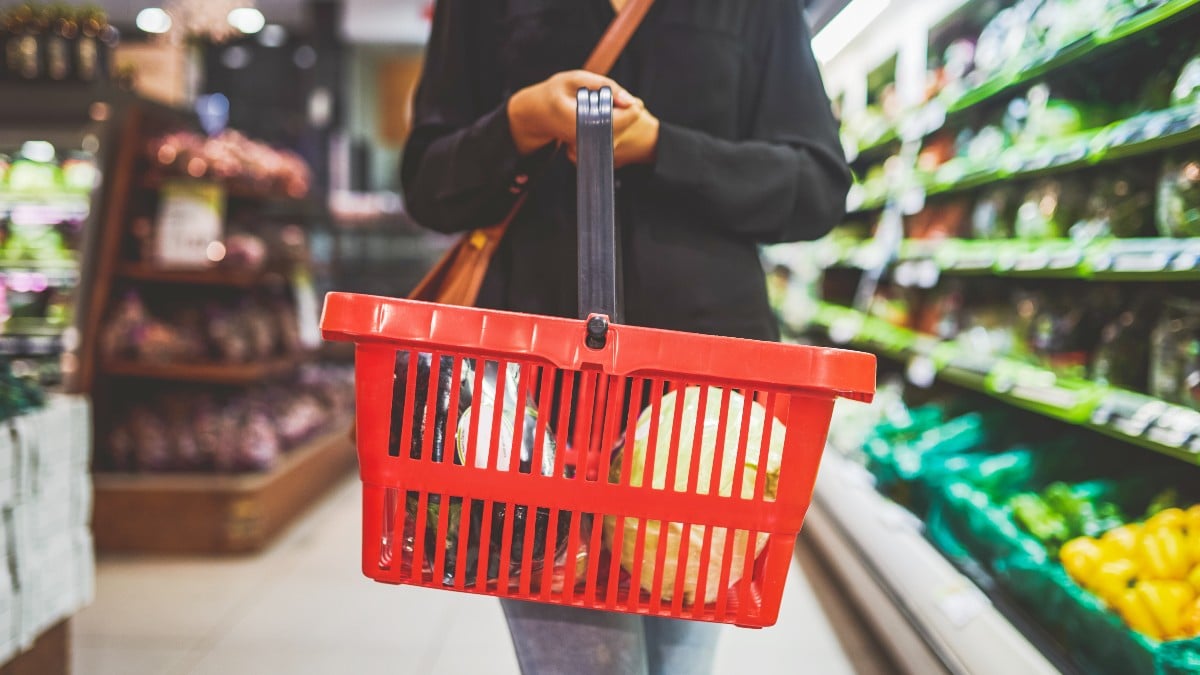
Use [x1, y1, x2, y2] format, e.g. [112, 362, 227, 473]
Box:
[651, 0, 851, 244]
[399, 0, 525, 234]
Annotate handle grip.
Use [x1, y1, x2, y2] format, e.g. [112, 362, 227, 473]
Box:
[576, 87, 619, 326]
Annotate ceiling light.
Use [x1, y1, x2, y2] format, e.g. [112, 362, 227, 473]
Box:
[136, 7, 173, 34]
[812, 0, 892, 63]
[228, 7, 265, 34]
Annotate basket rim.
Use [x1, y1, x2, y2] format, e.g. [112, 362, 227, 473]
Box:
[321, 292, 875, 402]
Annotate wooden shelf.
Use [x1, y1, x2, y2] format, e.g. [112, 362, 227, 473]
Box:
[0, 620, 68, 675]
[140, 174, 306, 203]
[102, 355, 302, 384]
[91, 422, 356, 554]
[115, 262, 267, 288]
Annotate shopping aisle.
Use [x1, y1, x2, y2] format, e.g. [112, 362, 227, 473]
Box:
[71, 476, 859, 675]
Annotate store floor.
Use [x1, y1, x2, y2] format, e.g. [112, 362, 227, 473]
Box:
[72, 476, 862, 675]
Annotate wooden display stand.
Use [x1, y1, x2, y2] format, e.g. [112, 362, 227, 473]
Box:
[80, 101, 354, 555]
[0, 621, 69, 675]
[92, 423, 355, 554]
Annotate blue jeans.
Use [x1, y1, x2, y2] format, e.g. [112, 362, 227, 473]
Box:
[501, 599, 722, 675]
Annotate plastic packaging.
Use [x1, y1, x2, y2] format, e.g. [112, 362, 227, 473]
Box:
[1150, 299, 1200, 410]
[1156, 155, 1200, 238]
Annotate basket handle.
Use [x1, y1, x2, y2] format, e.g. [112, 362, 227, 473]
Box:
[576, 87, 619, 345]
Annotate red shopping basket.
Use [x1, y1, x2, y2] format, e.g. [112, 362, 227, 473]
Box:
[320, 88, 876, 628]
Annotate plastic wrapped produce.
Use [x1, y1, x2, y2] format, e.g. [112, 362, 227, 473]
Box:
[1172, 48, 1200, 106]
[604, 387, 785, 605]
[128, 406, 173, 472]
[237, 405, 282, 471]
[1091, 301, 1154, 392]
[972, 187, 1018, 239]
[1150, 299, 1200, 410]
[394, 356, 570, 587]
[1073, 169, 1155, 240]
[1030, 287, 1122, 377]
[1014, 178, 1087, 239]
[206, 304, 253, 362]
[1156, 155, 1200, 238]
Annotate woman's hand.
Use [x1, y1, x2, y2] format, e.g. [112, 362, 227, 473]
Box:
[613, 105, 659, 168]
[508, 70, 640, 155]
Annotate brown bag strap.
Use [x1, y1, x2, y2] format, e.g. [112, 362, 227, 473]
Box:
[584, 0, 657, 73]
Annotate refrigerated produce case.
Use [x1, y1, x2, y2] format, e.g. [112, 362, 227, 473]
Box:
[0, 82, 118, 675]
[792, 0, 1200, 672]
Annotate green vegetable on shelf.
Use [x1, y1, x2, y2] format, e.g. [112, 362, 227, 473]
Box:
[1145, 487, 1181, 519]
[1009, 492, 1072, 545]
[1008, 481, 1128, 551]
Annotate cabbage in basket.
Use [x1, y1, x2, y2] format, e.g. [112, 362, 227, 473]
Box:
[603, 387, 785, 605]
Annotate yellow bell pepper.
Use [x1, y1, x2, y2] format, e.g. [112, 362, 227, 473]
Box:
[1099, 524, 1142, 560]
[1146, 508, 1187, 534]
[1117, 587, 1165, 641]
[1182, 596, 1200, 638]
[1142, 526, 1191, 580]
[1136, 580, 1196, 640]
[1185, 505, 1200, 531]
[1091, 558, 1140, 605]
[1186, 505, 1200, 563]
[1061, 536, 1104, 587]
[1189, 565, 1200, 594]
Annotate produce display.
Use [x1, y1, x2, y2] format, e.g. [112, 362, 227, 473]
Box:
[145, 130, 312, 198]
[0, 3, 116, 82]
[394, 353, 789, 604]
[106, 364, 353, 473]
[825, 384, 1200, 673]
[99, 289, 304, 365]
[1060, 504, 1200, 641]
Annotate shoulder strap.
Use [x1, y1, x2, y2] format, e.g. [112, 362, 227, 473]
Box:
[584, 0, 657, 74]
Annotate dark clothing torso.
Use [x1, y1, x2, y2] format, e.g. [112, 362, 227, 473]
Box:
[401, 0, 850, 341]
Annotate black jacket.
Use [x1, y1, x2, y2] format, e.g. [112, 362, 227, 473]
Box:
[401, 0, 849, 341]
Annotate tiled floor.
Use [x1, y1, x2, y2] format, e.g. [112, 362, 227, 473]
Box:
[73, 476, 857, 675]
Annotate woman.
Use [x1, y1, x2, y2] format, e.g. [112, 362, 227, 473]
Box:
[401, 1, 849, 672]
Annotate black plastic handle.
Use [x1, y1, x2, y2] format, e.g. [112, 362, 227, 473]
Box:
[576, 87, 618, 329]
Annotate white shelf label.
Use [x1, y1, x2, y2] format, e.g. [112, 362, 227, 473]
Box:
[153, 180, 226, 268]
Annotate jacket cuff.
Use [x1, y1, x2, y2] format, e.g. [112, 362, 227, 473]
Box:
[652, 122, 703, 187]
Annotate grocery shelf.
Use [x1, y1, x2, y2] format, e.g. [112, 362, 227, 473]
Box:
[823, 237, 1200, 281]
[140, 174, 306, 204]
[0, 261, 81, 287]
[91, 421, 356, 554]
[948, 0, 1200, 113]
[101, 355, 304, 384]
[845, 0, 1200, 166]
[115, 261, 267, 288]
[0, 190, 91, 222]
[808, 303, 1200, 465]
[850, 128, 901, 164]
[925, 104, 1200, 199]
[804, 452, 1065, 675]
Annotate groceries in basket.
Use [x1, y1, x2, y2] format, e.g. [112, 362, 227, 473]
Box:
[391, 354, 574, 588]
[390, 357, 790, 604]
[603, 386, 786, 605]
